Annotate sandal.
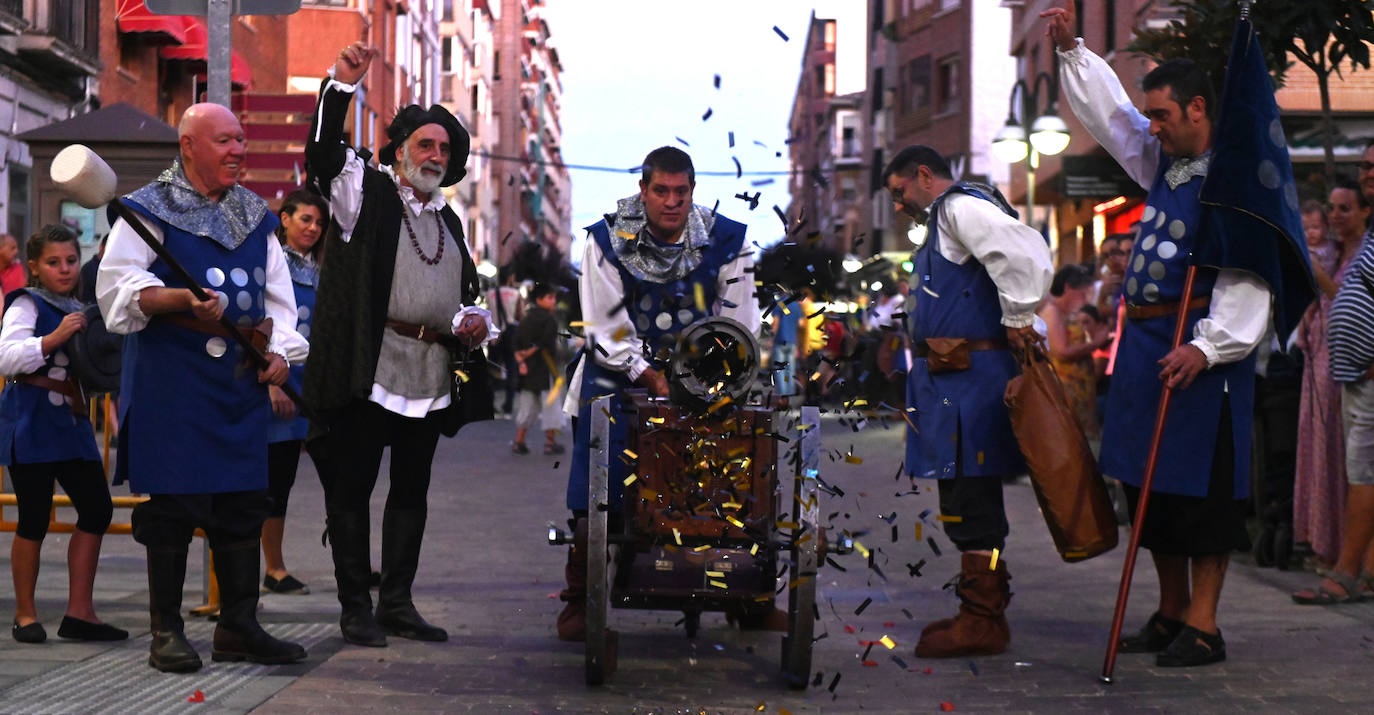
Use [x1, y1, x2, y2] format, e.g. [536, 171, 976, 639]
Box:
[1119, 611, 1184, 653]
[1156, 625, 1226, 667]
[1291, 571, 1366, 605]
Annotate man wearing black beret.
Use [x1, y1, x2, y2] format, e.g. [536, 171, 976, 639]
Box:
[302, 42, 495, 647]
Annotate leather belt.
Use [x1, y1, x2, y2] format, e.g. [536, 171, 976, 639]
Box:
[1125, 295, 1210, 321]
[911, 338, 1008, 358]
[157, 313, 271, 348]
[386, 319, 462, 350]
[12, 374, 86, 416]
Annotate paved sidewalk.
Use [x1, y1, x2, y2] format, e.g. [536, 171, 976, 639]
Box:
[1, 413, 1372, 713]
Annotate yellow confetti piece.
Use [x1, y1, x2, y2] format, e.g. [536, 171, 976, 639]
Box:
[706, 395, 733, 414]
[844, 454, 863, 465]
[706, 570, 725, 578]
[543, 376, 565, 406]
[915, 523, 923, 541]
[694, 282, 706, 311]
[710, 579, 728, 589]
[693, 544, 711, 552]
[936, 514, 964, 523]
[569, 321, 592, 328]
[879, 635, 896, 650]
[989, 547, 1000, 570]
[640, 487, 658, 500]
[615, 229, 636, 240]
[780, 709, 793, 715]
[623, 449, 638, 460]
[622, 474, 637, 486]
[776, 521, 799, 529]
[755, 702, 767, 713]
[749, 542, 758, 555]
[977, 450, 985, 465]
[612, 326, 631, 341]
[647, 416, 665, 424]
[673, 528, 682, 545]
[854, 540, 869, 559]
[809, 370, 822, 381]
[727, 516, 746, 529]
[721, 501, 742, 509]
[1064, 550, 1088, 559]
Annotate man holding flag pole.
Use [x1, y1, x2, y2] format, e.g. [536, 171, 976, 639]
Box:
[1044, 0, 1313, 672]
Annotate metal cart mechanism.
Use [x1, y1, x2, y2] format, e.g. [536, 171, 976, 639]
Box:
[554, 316, 848, 688]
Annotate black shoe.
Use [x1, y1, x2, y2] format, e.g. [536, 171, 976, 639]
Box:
[1119, 611, 1184, 653]
[262, 574, 311, 595]
[375, 603, 448, 642]
[57, 616, 129, 641]
[1156, 625, 1226, 667]
[150, 630, 203, 673]
[11, 621, 46, 644]
[1253, 524, 1276, 567]
[341, 610, 387, 647]
[212, 624, 308, 664]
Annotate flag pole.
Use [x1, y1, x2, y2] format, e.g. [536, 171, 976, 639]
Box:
[1100, 264, 1200, 683]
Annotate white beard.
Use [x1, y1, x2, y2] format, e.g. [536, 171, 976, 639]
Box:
[399, 146, 443, 196]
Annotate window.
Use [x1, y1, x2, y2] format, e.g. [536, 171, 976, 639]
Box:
[841, 126, 856, 157]
[937, 56, 959, 115]
[907, 56, 931, 114]
[824, 21, 836, 51]
[472, 84, 479, 114]
[442, 37, 453, 73]
[871, 67, 884, 115]
[493, 50, 501, 80]
[815, 65, 826, 93]
[443, 0, 454, 21]
[824, 63, 835, 95]
[1104, 0, 1116, 53]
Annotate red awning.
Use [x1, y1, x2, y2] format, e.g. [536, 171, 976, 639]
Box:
[159, 18, 252, 89]
[116, 0, 188, 45]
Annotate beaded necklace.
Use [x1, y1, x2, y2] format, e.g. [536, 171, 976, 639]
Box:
[401, 209, 445, 265]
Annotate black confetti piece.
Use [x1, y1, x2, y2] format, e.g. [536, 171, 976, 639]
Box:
[594, 343, 610, 357]
[906, 559, 925, 577]
[674, 136, 689, 146]
[827, 672, 841, 693]
[728, 130, 735, 147]
[927, 537, 942, 557]
[918, 509, 932, 521]
[892, 655, 909, 669]
[812, 672, 825, 687]
[891, 524, 898, 542]
[713, 74, 721, 88]
[774, 25, 790, 41]
[732, 156, 742, 178]
[860, 642, 874, 661]
[553, 461, 560, 469]
[773, 205, 787, 229]
[702, 107, 713, 121]
[711, 198, 719, 217]
[902, 608, 914, 620]
[500, 231, 513, 245]
[825, 556, 847, 572]
[854, 597, 872, 615]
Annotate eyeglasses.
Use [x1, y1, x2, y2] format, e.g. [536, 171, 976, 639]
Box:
[888, 178, 912, 203]
[1359, 161, 1374, 173]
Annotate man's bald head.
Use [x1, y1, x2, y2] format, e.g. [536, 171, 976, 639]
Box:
[178, 103, 247, 201]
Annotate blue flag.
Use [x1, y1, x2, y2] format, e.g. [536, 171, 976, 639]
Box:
[1197, 18, 1315, 341]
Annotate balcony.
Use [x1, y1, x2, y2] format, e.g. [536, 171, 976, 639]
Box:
[0, 0, 23, 35]
[16, 0, 100, 78]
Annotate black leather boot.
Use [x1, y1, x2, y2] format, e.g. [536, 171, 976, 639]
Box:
[375, 508, 447, 642]
[210, 540, 308, 664]
[146, 548, 202, 673]
[328, 510, 386, 646]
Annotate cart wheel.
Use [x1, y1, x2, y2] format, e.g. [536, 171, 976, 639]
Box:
[781, 406, 821, 690]
[585, 397, 612, 686]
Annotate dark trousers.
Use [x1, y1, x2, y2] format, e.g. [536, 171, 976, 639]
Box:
[266, 440, 304, 519]
[9, 459, 113, 540]
[1253, 373, 1300, 523]
[308, 400, 443, 514]
[131, 491, 270, 550]
[937, 476, 1009, 552]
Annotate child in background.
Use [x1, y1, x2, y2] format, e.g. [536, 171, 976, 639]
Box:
[0, 225, 125, 644]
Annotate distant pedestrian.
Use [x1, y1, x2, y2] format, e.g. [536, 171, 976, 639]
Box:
[0, 225, 126, 645]
[0, 233, 24, 296]
[511, 282, 563, 455]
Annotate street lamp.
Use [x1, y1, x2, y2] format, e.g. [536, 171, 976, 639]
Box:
[991, 72, 1070, 224]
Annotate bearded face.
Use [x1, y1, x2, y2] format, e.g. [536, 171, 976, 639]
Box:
[396, 123, 449, 198]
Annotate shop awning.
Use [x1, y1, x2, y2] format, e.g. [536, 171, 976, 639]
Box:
[116, 0, 189, 45]
[159, 17, 252, 89]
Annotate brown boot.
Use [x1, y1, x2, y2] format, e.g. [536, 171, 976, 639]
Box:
[914, 551, 1011, 658]
[556, 519, 588, 641]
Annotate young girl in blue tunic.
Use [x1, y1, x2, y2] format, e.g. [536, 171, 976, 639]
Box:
[0, 225, 126, 643]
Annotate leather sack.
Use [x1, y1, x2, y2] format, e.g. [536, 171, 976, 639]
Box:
[924, 337, 970, 374]
[1003, 342, 1118, 562]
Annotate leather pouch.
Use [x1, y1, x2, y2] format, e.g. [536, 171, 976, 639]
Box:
[924, 337, 971, 374]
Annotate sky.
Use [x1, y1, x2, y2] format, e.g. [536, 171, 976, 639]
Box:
[539, 0, 866, 261]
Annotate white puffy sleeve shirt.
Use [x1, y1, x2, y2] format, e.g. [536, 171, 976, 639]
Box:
[931, 192, 1054, 329]
[1057, 38, 1270, 367]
